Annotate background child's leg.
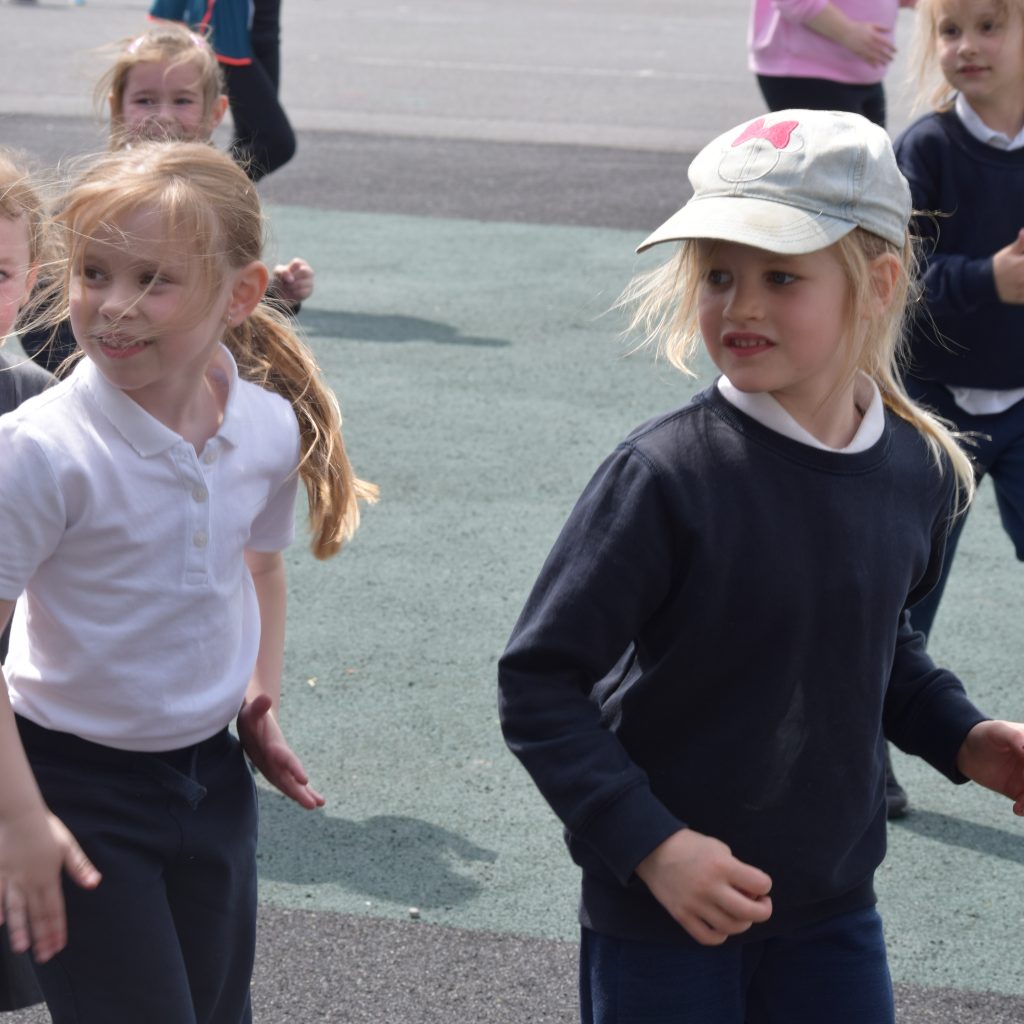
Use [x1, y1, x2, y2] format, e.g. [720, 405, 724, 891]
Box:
[745, 908, 894, 1024]
[901, 378, 1003, 640]
[223, 0, 295, 182]
[985, 402, 1024, 564]
[579, 927, 745, 1024]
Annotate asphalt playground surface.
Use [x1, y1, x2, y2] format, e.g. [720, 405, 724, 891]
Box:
[3, 1, 1024, 1020]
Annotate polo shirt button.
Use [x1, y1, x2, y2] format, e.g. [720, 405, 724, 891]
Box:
[193, 530, 208, 548]
[192, 486, 208, 502]
[203, 450, 217, 465]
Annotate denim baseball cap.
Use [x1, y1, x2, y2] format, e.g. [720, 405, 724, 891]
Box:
[636, 109, 911, 254]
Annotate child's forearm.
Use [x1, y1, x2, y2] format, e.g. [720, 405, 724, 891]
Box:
[0, 600, 46, 822]
[0, 690, 48, 824]
[803, 4, 895, 65]
[243, 550, 287, 714]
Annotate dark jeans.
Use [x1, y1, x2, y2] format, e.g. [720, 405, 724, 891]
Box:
[904, 377, 1024, 640]
[17, 716, 258, 1024]
[756, 74, 886, 128]
[224, 0, 296, 180]
[580, 907, 893, 1024]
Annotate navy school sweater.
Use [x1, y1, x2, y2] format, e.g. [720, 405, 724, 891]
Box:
[498, 385, 985, 944]
[894, 109, 1024, 388]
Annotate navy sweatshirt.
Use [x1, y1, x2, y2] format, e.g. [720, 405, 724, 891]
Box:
[894, 110, 1024, 388]
[498, 385, 985, 945]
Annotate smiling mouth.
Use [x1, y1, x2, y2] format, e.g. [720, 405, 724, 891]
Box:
[95, 336, 153, 359]
[725, 334, 774, 351]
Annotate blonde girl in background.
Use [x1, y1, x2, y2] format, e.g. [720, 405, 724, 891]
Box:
[893, 3, 1024, 649]
[0, 151, 51, 1015]
[21, 23, 313, 373]
[889, 0, 1024, 810]
[498, 109, 1024, 1024]
[0, 141, 376, 1022]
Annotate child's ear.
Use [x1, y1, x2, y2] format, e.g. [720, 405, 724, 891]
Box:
[210, 95, 229, 131]
[865, 252, 901, 316]
[226, 261, 269, 325]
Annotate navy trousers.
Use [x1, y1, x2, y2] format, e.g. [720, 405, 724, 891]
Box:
[17, 716, 258, 1024]
[224, 0, 296, 180]
[580, 907, 894, 1024]
[904, 377, 1024, 639]
[756, 75, 886, 128]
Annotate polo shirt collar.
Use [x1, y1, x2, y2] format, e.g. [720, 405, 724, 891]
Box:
[79, 343, 242, 458]
[717, 372, 883, 453]
[955, 93, 1024, 150]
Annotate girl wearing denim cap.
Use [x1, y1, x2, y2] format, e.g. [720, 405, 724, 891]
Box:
[498, 109, 1024, 1024]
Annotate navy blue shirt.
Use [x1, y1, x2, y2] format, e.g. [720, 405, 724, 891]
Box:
[894, 110, 1024, 388]
[499, 385, 985, 944]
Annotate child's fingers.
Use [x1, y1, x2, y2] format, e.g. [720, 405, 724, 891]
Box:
[729, 860, 773, 898]
[718, 887, 772, 928]
[61, 836, 101, 892]
[3, 885, 29, 954]
[8, 880, 66, 963]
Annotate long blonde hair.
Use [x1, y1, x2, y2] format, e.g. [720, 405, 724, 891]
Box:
[910, 0, 1024, 111]
[99, 23, 225, 148]
[52, 142, 377, 558]
[617, 229, 976, 510]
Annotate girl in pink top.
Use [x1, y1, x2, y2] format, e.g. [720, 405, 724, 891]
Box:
[749, 0, 918, 125]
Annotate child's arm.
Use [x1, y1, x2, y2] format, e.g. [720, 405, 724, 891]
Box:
[635, 829, 773, 946]
[236, 550, 325, 810]
[956, 721, 1024, 814]
[0, 600, 101, 963]
[801, 4, 896, 66]
[992, 229, 1024, 304]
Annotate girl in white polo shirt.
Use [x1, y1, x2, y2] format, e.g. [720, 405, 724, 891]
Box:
[0, 141, 376, 1023]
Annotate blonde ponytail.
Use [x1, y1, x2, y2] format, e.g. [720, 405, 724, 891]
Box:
[226, 305, 378, 559]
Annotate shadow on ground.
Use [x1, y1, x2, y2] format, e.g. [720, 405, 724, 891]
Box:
[892, 809, 1024, 866]
[301, 308, 509, 348]
[257, 791, 497, 909]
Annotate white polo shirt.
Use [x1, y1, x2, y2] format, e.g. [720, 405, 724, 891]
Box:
[0, 346, 301, 751]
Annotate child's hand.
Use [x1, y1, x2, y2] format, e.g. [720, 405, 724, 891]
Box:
[271, 258, 315, 305]
[993, 229, 1024, 303]
[839, 22, 896, 66]
[634, 828, 772, 946]
[237, 694, 326, 810]
[0, 808, 100, 963]
[957, 720, 1024, 815]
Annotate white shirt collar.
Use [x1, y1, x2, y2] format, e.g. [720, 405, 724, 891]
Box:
[79, 343, 242, 458]
[716, 373, 884, 453]
[955, 93, 1024, 150]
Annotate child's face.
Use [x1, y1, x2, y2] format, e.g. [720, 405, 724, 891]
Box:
[696, 240, 855, 419]
[0, 214, 36, 340]
[935, 0, 1024, 112]
[69, 208, 237, 408]
[118, 59, 224, 143]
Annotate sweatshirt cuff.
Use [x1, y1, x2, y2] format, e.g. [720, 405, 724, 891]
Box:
[576, 782, 685, 886]
[894, 685, 987, 784]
